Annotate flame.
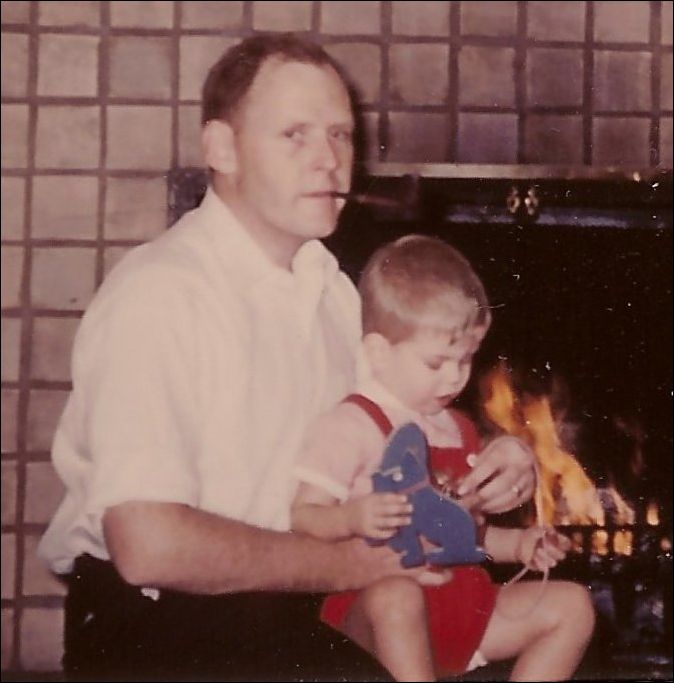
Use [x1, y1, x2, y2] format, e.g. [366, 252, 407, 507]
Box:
[647, 501, 660, 526]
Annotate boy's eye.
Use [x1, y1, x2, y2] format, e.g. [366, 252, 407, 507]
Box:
[425, 360, 444, 371]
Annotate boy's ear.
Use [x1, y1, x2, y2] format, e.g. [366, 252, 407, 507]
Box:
[362, 332, 392, 372]
[201, 119, 238, 174]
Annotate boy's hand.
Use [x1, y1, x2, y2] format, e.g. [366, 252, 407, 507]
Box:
[516, 526, 571, 571]
[343, 493, 412, 539]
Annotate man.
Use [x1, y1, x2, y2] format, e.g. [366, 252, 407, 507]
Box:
[39, 34, 536, 681]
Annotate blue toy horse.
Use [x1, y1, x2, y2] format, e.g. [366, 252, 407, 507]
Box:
[371, 422, 487, 568]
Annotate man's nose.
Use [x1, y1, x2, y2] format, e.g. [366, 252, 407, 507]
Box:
[313, 134, 340, 170]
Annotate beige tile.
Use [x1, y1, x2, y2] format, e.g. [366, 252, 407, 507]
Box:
[1, 534, 15, 599]
[1, 316, 21, 382]
[459, 46, 515, 107]
[25, 461, 65, 524]
[1, 1, 29, 23]
[1, 608, 14, 671]
[105, 176, 167, 240]
[31, 317, 79, 382]
[457, 112, 518, 163]
[524, 114, 583, 164]
[31, 175, 99, 240]
[1, 32, 29, 98]
[526, 49, 583, 107]
[181, 0, 243, 29]
[392, 1, 450, 36]
[20, 607, 64, 672]
[35, 106, 100, 170]
[1, 462, 17, 526]
[1, 104, 29, 169]
[23, 535, 67, 596]
[253, 1, 312, 31]
[1, 176, 25, 240]
[358, 110, 380, 162]
[37, 34, 99, 97]
[388, 112, 447, 162]
[179, 36, 237, 101]
[660, 117, 672, 167]
[527, 1, 585, 41]
[103, 245, 133, 278]
[461, 0, 517, 36]
[38, 0, 101, 27]
[663, 1, 673, 45]
[178, 104, 204, 167]
[109, 36, 172, 100]
[106, 105, 172, 170]
[109, 0, 173, 28]
[321, 1, 381, 34]
[594, 51, 652, 112]
[661, 53, 673, 110]
[1, 389, 19, 454]
[592, 117, 650, 165]
[26, 390, 68, 453]
[1, 246, 23, 309]
[594, 1, 650, 43]
[325, 43, 381, 104]
[389, 44, 449, 105]
[31, 247, 96, 311]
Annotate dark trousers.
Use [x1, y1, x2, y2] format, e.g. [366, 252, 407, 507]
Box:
[63, 555, 392, 682]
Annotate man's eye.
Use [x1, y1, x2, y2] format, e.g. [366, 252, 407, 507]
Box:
[284, 128, 305, 142]
[331, 129, 353, 143]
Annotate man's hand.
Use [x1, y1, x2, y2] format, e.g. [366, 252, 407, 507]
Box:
[342, 493, 412, 539]
[457, 435, 536, 514]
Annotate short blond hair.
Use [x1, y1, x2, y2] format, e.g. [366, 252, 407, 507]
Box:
[358, 234, 491, 342]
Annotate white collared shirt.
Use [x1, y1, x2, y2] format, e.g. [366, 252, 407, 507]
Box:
[38, 187, 361, 575]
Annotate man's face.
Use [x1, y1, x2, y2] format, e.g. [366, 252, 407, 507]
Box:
[229, 58, 354, 265]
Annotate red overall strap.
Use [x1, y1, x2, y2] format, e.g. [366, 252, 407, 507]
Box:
[448, 409, 481, 455]
[343, 394, 394, 437]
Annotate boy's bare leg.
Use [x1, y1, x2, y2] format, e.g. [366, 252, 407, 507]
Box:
[340, 576, 436, 682]
[476, 580, 595, 682]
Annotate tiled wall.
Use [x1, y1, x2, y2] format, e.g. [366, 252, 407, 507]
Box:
[1, 0, 673, 674]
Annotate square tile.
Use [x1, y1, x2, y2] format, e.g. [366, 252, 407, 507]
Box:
[1, 316, 21, 382]
[20, 608, 65, 672]
[1, 176, 26, 239]
[37, 34, 99, 97]
[524, 114, 583, 164]
[1, 32, 29, 98]
[527, 1, 585, 42]
[1, 608, 14, 671]
[179, 36, 237, 101]
[592, 117, 650, 165]
[106, 106, 171, 170]
[31, 317, 80, 382]
[178, 104, 203, 167]
[325, 43, 381, 104]
[105, 176, 167, 240]
[38, 1, 100, 27]
[1, 104, 29, 169]
[32, 175, 99, 240]
[1, 1, 30, 23]
[25, 461, 65, 524]
[1, 534, 15, 599]
[661, 53, 673, 110]
[253, 1, 312, 31]
[320, 1, 381, 34]
[461, 0, 517, 36]
[357, 110, 380, 162]
[660, 117, 672, 167]
[594, 51, 652, 112]
[387, 112, 447, 162]
[109, 36, 172, 100]
[389, 44, 449, 105]
[459, 46, 515, 107]
[392, 1, 450, 37]
[36, 106, 100, 169]
[1, 246, 23, 309]
[110, 0, 173, 28]
[25, 390, 68, 454]
[663, 1, 673, 45]
[457, 112, 518, 163]
[31, 247, 96, 311]
[1, 389, 19, 454]
[23, 535, 67, 597]
[594, 1, 650, 43]
[181, 1, 243, 29]
[1, 462, 17, 526]
[526, 49, 583, 107]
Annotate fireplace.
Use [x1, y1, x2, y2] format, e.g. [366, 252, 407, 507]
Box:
[168, 164, 673, 679]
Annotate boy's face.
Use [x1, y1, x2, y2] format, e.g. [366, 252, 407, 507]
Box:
[375, 324, 488, 416]
[227, 58, 354, 264]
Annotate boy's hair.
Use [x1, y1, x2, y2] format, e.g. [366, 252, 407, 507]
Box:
[358, 234, 491, 343]
[202, 33, 349, 125]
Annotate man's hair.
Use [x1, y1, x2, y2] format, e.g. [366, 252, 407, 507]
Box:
[358, 234, 491, 343]
[202, 33, 349, 125]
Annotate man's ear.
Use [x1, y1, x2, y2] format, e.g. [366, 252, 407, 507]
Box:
[362, 332, 392, 374]
[201, 119, 238, 174]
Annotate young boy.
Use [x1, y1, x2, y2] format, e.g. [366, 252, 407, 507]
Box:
[291, 235, 595, 682]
